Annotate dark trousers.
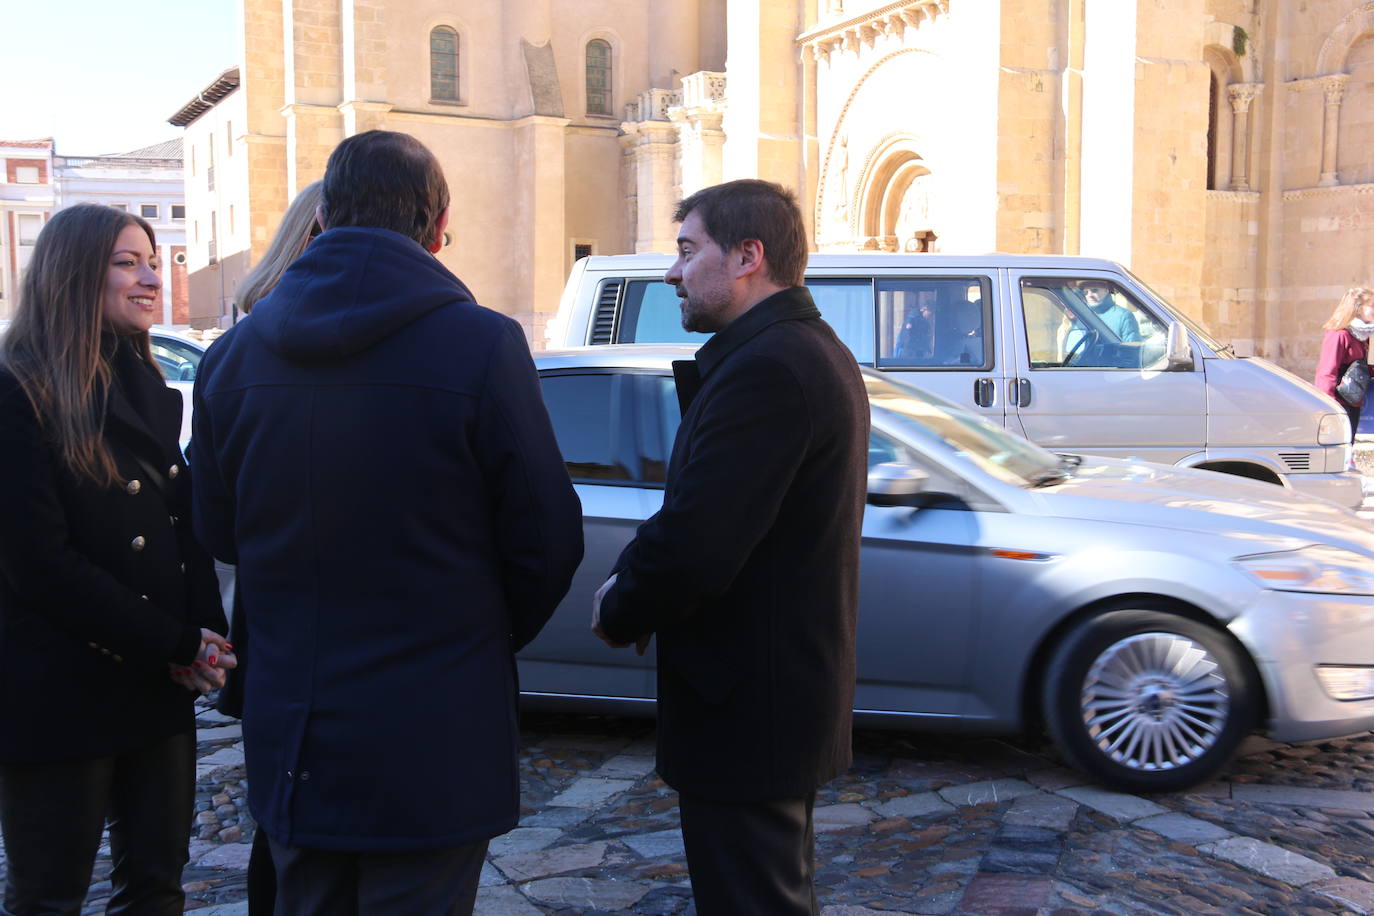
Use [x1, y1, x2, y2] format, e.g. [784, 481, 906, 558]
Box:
[678, 791, 819, 916]
[267, 837, 488, 916]
[0, 730, 195, 916]
[1343, 401, 1362, 444]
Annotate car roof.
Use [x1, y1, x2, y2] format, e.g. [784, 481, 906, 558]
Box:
[575, 252, 1127, 272]
[535, 345, 697, 371]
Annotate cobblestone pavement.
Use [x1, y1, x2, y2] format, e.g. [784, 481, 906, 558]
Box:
[4, 702, 1374, 915]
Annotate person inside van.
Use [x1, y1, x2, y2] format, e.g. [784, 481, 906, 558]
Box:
[1058, 281, 1140, 363]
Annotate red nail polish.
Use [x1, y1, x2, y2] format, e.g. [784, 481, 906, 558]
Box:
[193, 661, 205, 669]
[224, 643, 234, 650]
[208, 655, 218, 666]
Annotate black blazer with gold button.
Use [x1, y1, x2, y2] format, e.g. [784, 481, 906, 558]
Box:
[0, 350, 225, 764]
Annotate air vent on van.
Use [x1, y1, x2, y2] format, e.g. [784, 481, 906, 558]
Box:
[1278, 453, 1311, 471]
[590, 280, 623, 345]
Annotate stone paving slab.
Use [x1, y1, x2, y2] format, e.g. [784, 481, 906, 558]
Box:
[1002, 792, 1078, 830]
[1313, 877, 1374, 914]
[547, 776, 634, 808]
[491, 839, 611, 883]
[867, 791, 956, 820]
[937, 778, 1038, 808]
[1134, 812, 1232, 844]
[1232, 782, 1374, 811]
[1055, 784, 1169, 822]
[1198, 835, 1339, 886]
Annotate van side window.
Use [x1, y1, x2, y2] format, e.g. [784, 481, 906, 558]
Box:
[1020, 278, 1169, 370]
[876, 277, 991, 370]
[619, 280, 709, 344]
[807, 279, 874, 364]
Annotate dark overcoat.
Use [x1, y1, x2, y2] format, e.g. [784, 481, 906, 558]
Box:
[599, 286, 869, 802]
[192, 227, 583, 853]
[0, 338, 225, 764]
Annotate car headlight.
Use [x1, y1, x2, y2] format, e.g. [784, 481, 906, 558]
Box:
[1235, 545, 1374, 596]
[1318, 412, 1352, 446]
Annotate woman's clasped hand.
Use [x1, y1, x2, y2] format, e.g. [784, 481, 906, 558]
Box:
[169, 629, 238, 694]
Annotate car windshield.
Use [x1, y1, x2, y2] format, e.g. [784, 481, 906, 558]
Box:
[862, 370, 1064, 486]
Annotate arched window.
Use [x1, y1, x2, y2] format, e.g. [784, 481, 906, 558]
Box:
[430, 26, 459, 102]
[586, 39, 612, 115]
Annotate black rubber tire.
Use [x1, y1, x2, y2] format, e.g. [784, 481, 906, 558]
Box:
[1041, 608, 1257, 793]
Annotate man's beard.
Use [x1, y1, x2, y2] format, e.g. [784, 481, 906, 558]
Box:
[680, 292, 725, 333]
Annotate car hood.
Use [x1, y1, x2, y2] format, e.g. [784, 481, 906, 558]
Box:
[1030, 459, 1374, 556]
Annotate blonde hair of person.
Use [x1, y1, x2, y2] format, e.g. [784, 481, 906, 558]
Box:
[1323, 286, 1374, 331]
[235, 181, 324, 315]
[2, 204, 158, 486]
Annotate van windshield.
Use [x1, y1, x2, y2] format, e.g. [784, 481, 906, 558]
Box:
[1121, 268, 1229, 356]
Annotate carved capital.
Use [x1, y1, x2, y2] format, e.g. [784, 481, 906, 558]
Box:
[1226, 82, 1261, 112]
[1319, 73, 1349, 105]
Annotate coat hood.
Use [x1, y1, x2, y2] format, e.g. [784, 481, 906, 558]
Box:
[249, 227, 475, 362]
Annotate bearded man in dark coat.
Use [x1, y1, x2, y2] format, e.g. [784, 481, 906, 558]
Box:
[192, 130, 583, 914]
[593, 179, 869, 915]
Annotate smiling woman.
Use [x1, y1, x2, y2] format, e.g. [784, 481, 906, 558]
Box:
[0, 203, 230, 913]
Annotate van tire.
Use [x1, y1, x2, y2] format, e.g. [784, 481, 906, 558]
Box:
[1041, 608, 1256, 793]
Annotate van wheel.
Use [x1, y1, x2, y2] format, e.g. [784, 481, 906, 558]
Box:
[1041, 609, 1256, 793]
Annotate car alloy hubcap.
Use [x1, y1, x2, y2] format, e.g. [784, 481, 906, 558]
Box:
[1079, 632, 1230, 772]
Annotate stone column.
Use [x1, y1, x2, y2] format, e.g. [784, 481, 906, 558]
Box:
[670, 71, 727, 199]
[621, 120, 681, 253]
[1226, 83, 1261, 192]
[1318, 74, 1348, 187]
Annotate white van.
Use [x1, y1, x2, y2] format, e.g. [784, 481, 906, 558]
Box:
[548, 253, 1361, 508]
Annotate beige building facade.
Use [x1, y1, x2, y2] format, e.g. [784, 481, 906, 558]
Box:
[180, 0, 1372, 381]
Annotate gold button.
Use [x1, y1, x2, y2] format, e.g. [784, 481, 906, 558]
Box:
[88, 642, 99, 649]
[130, 536, 146, 551]
[168, 464, 180, 479]
[112, 654, 123, 663]
[100, 648, 110, 656]
[125, 479, 141, 495]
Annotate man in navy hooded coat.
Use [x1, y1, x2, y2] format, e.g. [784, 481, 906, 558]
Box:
[191, 130, 583, 912]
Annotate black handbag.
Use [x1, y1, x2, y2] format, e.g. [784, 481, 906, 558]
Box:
[1337, 357, 1370, 406]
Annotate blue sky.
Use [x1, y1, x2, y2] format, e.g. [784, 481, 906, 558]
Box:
[2, 0, 238, 155]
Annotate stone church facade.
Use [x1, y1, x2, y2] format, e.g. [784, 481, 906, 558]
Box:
[187, 0, 1373, 379]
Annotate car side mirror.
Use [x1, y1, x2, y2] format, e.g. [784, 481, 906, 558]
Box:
[867, 462, 929, 507]
[1164, 321, 1193, 371]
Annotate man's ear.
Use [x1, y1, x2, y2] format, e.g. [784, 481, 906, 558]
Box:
[314, 205, 327, 236]
[734, 238, 766, 280]
[429, 207, 450, 254]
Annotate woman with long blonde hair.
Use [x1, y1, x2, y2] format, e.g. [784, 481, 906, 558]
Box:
[236, 180, 324, 315]
[0, 204, 233, 913]
[1315, 286, 1374, 460]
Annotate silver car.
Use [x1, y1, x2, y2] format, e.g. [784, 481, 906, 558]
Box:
[520, 346, 1374, 793]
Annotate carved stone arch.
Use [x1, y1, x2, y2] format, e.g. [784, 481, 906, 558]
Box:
[1317, 1, 1374, 75]
[854, 135, 930, 249]
[1202, 45, 1240, 190]
[1203, 22, 1254, 82]
[815, 47, 939, 234]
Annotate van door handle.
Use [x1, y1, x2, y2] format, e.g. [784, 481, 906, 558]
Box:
[973, 377, 995, 407]
[1009, 378, 1032, 407]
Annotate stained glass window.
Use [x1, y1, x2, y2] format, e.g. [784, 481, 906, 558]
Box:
[431, 27, 459, 102]
[586, 40, 611, 115]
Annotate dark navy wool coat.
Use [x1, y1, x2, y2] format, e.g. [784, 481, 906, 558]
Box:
[599, 287, 870, 802]
[192, 227, 583, 852]
[0, 339, 225, 763]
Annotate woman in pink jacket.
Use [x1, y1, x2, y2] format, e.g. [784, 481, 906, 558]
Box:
[1315, 286, 1374, 465]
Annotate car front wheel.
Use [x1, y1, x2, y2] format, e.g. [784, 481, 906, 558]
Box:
[1041, 608, 1257, 793]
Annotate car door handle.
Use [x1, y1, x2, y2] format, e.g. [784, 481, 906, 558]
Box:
[1009, 378, 1032, 407]
[973, 377, 996, 408]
